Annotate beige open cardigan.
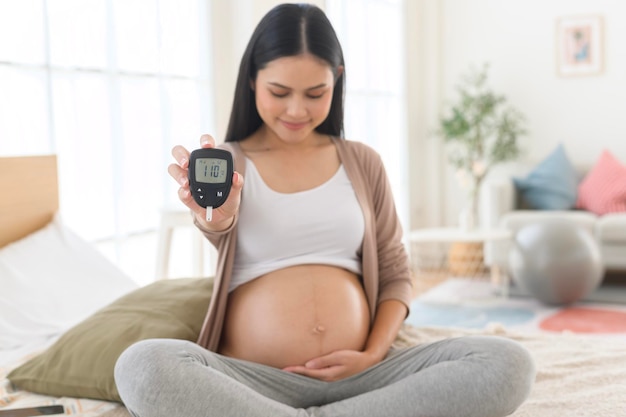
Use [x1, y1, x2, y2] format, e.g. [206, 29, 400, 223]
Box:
[195, 137, 412, 351]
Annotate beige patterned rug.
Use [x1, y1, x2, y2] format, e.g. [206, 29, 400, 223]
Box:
[395, 324, 626, 417]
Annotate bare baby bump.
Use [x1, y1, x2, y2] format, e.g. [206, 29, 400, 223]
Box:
[219, 265, 371, 369]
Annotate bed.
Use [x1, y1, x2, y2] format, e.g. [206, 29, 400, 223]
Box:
[1, 155, 626, 417]
[0, 155, 137, 415]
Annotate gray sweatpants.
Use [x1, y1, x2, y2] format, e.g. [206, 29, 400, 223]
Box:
[114, 335, 535, 417]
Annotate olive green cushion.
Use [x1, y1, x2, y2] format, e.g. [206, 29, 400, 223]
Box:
[8, 277, 213, 402]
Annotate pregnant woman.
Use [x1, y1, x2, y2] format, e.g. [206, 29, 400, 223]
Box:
[114, 4, 535, 416]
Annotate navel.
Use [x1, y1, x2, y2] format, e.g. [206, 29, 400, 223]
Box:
[312, 324, 326, 334]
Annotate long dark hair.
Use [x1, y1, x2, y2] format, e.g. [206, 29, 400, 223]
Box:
[224, 3, 345, 142]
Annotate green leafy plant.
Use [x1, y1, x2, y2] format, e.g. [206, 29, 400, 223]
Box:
[437, 64, 527, 228]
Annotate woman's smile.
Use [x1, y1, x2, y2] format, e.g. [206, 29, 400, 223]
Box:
[253, 54, 336, 145]
[280, 119, 310, 130]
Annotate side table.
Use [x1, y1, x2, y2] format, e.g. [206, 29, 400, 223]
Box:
[408, 228, 513, 297]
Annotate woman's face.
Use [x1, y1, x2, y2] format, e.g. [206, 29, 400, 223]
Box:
[253, 53, 336, 145]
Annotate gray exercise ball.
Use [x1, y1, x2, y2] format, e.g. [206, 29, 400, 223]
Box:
[508, 220, 604, 305]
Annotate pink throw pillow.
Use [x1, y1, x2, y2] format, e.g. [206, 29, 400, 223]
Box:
[576, 150, 626, 215]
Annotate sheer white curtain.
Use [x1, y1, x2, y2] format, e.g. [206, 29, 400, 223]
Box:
[326, 0, 409, 229]
[0, 0, 214, 243]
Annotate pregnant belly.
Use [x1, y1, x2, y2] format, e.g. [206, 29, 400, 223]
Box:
[219, 265, 371, 369]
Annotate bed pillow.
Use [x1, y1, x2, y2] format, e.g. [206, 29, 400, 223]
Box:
[0, 214, 137, 349]
[513, 144, 579, 210]
[8, 277, 213, 402]
[576, 150, 626, 215]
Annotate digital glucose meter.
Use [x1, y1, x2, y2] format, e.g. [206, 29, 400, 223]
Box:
[188, 148, 233, 222]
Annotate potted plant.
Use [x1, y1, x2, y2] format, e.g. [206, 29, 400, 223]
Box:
[437, 64, 527, 230]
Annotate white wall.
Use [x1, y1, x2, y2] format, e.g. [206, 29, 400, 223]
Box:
[208, 1, 626, 231]
[411, 0, 626, 228]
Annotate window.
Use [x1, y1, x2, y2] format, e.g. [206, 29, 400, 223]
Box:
[326, 0, 409, 229]
[0, 0, 214, 243]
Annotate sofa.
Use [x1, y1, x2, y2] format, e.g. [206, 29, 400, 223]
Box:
[480, 145, 626, 274]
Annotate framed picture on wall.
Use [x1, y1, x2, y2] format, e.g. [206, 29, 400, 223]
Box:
[556, 15, 603, 77]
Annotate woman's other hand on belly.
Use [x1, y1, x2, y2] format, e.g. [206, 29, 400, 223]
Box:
[282, 349, 378, 382]
[282, 300, 409, 382]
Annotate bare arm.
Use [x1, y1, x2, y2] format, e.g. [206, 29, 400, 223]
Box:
[363, 299, 408, 362]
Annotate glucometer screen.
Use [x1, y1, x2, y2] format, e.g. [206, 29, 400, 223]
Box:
[195, 158, 228, 184]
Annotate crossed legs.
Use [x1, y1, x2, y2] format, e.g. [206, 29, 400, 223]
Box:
[114, 335, 535, 417]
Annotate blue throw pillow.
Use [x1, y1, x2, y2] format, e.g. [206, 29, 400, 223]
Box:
[513, 144, 579, 210]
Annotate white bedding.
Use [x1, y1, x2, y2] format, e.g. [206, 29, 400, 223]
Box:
[0, 339, 55, 370]
[0, 214, 137, 350]
[0, 215, 137, 415]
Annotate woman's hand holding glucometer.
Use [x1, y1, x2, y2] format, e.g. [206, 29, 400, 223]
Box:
[168, 134, 244, 231]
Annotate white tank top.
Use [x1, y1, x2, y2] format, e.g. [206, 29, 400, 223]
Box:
[229, 158, 365, 292]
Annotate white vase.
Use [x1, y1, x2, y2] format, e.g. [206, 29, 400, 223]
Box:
[459, 187, 479, 231]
